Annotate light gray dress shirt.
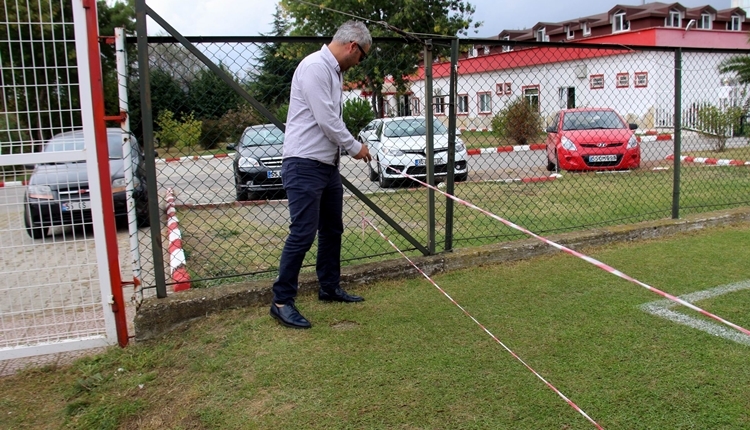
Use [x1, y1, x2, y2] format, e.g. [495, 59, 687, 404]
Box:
[283, 44, 363, 165]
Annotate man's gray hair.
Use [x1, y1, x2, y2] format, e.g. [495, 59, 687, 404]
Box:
[332, 20, 372, 48]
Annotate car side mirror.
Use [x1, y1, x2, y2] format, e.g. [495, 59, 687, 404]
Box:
[226, 143, 236, 151]
[24, 164, 36, 170]
[545, 126, 556, 133]
[153, 150, 159, 158]
[367, 134, 379, 142]
[629, 123, 638, 130]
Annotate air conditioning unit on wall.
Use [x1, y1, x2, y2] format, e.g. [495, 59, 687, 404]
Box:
[575, 64, 587, 79]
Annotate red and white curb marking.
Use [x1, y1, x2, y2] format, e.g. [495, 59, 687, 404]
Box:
[165, 188, 191, 291]
[377, 161, 750, 337]
[467, 143, 545, 156]
[364, 217, 603, 429]
[637, 134, 673, 142]
[666, 154, 750, 166]
[0, 180, 29, 188]
[157, 153, 234, 164]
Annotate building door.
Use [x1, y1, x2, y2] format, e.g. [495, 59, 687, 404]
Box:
[559, 87, 575, 108]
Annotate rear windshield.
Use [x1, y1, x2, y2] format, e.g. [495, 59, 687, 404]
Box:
[241, 127, 284, 146]
[562, 111, 626, 131]
[42, 132, 124, 158]
[384, 119, 449, 138]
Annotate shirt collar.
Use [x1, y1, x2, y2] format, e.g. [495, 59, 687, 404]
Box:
[321, 44, 341, 76]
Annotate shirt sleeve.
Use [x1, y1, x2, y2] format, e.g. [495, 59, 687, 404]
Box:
[300, 63, 363, 156]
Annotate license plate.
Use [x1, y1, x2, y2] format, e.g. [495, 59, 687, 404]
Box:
[61, 200, 91, 211]
[267, 170, 281, 179]
[415, 158, 440, 166]
[589, 155, 617, 162]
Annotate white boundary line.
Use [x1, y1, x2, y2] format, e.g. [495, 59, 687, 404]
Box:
[640, 280, 750, 346]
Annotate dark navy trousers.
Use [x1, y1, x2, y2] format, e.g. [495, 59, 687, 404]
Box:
[272, 157, 343, 305]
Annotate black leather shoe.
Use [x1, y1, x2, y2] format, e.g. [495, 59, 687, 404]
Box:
[270, 303, 311, 329]
[318, 287, 364, 303]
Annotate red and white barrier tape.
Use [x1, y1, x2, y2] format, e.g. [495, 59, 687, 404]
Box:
[375, 162, 750, 337]
[363, 217, 603, 429]
[666, 154, 750, 166]
[165, 188, 191, 291]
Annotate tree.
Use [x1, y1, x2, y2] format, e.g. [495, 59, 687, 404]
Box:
[0, 1, 77, 147]
[279, 0, 481, 118]
[248, 6, 305, 115]
[719, 56, 750, 85]
[97, 0, 136, 118]
[187, 65, 242, 120]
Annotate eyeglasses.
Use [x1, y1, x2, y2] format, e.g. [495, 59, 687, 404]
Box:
[352, 41, 367, 62]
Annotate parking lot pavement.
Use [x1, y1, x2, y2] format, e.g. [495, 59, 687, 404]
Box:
[0, 187, 155, 375]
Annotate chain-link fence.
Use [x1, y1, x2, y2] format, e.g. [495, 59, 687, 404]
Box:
[123, 34, 750, 295]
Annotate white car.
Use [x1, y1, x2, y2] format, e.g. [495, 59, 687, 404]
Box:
[359, 116, 469, 188]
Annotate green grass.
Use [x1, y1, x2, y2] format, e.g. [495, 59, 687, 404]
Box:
[459, 130, 545, 150]
[2, 222, 749, 429]
[179, 165, 750, 283]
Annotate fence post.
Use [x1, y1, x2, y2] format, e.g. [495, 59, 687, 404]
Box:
[672, 48, 682, 219]
[424, 40, 435, 255]
[135, 0, 168, 298]
[444, 38, 459, 252]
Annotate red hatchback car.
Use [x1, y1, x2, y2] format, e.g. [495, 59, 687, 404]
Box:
[545, 108, 640, 172]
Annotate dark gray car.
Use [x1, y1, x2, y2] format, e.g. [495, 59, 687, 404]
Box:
[23, 128, 149, 238]
[227, 124, 285, 201]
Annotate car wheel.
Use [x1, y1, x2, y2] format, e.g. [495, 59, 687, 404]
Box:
[377, 161, 394, 188]
[135, 202, 150, 228]
[24, 208, 48, 239]
[547, 150, 559, 172]
[369, 162, 379, 181]
[236, 183, 249, 201]
[455, 173, 468, 182]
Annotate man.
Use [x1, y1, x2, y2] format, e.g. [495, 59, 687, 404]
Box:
[270, 21, 373, 329]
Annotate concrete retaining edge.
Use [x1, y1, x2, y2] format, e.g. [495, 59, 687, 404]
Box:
[134, 206, 750, 341]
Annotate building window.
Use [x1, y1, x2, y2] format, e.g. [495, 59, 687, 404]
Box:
[410, 98, 421, 116]
[590, 74, 604, 89]
[634, 72, 648, 88]
[667, 10, 681, 27]
[523, 86, 540, 111]
[434, 96, 446, 115]
[478, 92, 492, 114]
[565, 24, 574, 39]
[729, 14, 742, 31]
[616, 73, 629, 88]
[582, 22, 591, 36]
[457, 95, 469, 115]
[536, 27, 548, 42]
[483, 45, 491, 55]
[698, 13, 711, 29]
[468, 46, 478, 58]
[613, 11, 630, 32]
[505, 82, 512, 95]
[496, 83, 504, 95]
[502, 35, 512, 52]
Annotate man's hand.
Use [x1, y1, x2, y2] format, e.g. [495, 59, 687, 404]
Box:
[352, 143, 372, 163]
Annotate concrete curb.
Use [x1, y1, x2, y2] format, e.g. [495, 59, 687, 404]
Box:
[133, 206, 750, 341]
[0, 180, 29, 188]
[666, 154, 750, 166]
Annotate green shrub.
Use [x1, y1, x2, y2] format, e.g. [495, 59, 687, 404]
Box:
[155, 110, 202, 150]
[491, 97, 542, 145]
[695, 104, 744, 151]
[343, 98, 375, 136]
[275, 104, 289, 124]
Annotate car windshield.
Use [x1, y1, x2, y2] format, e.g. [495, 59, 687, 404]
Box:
[562, 111, 626, 131]
[42, 132, 124, 159]
[241, 127, 284, 147]
[383, 119, 449, 138]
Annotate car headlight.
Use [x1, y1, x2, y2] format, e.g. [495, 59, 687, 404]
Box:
[627, 135, 638, 149]
[27, 185, 53, 200]
[561, 136, 577, 151]
[381, 146, 405, 156]
[455, 139, 466, 153]
[238, 157, 261, 169]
